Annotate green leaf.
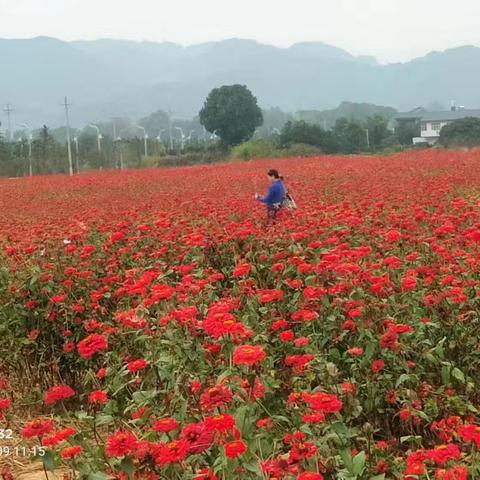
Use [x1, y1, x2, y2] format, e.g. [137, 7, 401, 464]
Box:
[400, 435, 423, 445]
[41, 450, 55, 472]
[132, 390, 157, 405]
[234, 404, 250, 434]
[395, 373, 411, 388]
[243, 458, 261, 475]
[95, 414, 114, 426]
[451, 367, 465, 383]
[364, 341, 375, 360]
[119, 458, 135, 480]
[352, 451, 366, 476]
[339, 448, 353, 473]
[86, 473, 110, 480]
[369, 475, 386, 480]
[441, 365, 451, 384]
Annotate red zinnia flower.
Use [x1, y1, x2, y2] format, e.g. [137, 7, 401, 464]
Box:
[180, 422, 213, 454]
[223, 440, 247, 458]
[233, 263, 251, 277]
[151, 439, 188, 466]
[194, 468, 219, 480]
[23, 419, 55, 438]
[105, 431, 139, 457]
[204, 414, 236, 433]
[258, 289, 284, 303]
[347, 347, 364, 356]
[88, 390, 108, 405]
[127, 358, 148, 373]
[61, 445, 82, 459]
[372, 359, 385, 373]
[297, 473, 324, 480]
[44, 385, 75, 406]
[302, 392, 342, 413]
[77, 333, 108, 359]
[233, 345, 266, 366]
[153, 417, 179, 433]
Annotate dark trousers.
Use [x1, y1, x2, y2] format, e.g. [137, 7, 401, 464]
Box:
[265, 204, 281, 226]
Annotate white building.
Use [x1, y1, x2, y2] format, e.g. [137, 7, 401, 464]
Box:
[395, 108, 480, 145]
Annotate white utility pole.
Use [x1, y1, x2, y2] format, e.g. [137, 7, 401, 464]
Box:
[365, 128, 370, 148]
[20, 123, 33, 177]
[63, 97, 74, 176]
[3, 104, 13, 141]
[88, 124, 102, 152]
[136, 126, 148, 157]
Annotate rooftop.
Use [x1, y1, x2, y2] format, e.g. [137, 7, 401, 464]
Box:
[396, 108, 480, 122]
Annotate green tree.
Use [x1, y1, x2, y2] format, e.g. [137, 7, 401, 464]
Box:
[32, 125, 67, 174]
[333, 118, 367, 154]
[365, 114, 389, 150]
[439, 117, 480, 147]
[199, 85, 263, 146]
[279, 120, 338, 153]
[395, 119, 421, 145]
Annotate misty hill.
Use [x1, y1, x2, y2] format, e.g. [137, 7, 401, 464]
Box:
[1, 37, 479, 128]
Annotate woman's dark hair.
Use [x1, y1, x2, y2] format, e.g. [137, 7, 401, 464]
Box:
[267, 169, 280, 179]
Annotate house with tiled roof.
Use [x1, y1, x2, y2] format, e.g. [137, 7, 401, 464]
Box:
[395, 106, 480, 144]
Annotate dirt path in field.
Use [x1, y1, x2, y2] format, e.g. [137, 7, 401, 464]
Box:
[1, 461, 70, 480]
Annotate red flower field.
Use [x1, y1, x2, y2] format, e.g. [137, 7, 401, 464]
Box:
[1, 150, 480, 479]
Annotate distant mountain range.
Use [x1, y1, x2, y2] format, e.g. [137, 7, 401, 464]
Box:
[1, 36, 479, 128]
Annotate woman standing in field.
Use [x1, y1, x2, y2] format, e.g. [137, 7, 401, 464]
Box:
[255, 169, 286, 225]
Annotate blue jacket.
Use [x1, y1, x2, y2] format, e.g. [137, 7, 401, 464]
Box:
[257, 180, 286, 206]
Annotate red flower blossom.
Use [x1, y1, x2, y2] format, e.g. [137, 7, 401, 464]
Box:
[180, 422, 213, 454]
[233, 345, 266, 366]
[426, 444, 461, 465]
[258, 288, 284, 303]
[153, 417, 179, 433]
[127, 358, 148, 373]
[23, 419, 55, 438]
[61, 445, 82, 459]
[372, 359, 385, 373]
[204, 414, 236, 433]
[77, 333, 108, 359]
[297, 473, 324, 480]
[194, 468, 218, 480]
[44, 385, 75, 406]
[434, 466, 468, 480]
[223, 440, 247, 458]
[379, 330, 399, 350]
[151, 439, 188, 466]
[105, 431, 139, 457]
[88, 390, 108, 405]
[347, 347, 364, 356]
[302, 392, 342, 413]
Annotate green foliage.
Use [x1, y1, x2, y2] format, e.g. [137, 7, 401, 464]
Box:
[230, 139, 280, 161]
[365, 114, 389, 149]
[280, 120, 338, 153]
[439, 117, 480, 147]
[298, 101, 397, 129]
[333, 118, 368, 154]
[199, 85, 263, 146]
[395, 119, 421, 145]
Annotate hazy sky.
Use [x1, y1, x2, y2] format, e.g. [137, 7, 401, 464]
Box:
[0, 0, 478, 63]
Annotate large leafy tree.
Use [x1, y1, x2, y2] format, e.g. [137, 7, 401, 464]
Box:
[279, 120, 338, 153]
[199, 85, 263, 146]
[365, 114, 389, 149]
[333, 118, 368, 154]
[439, 117, 480, 147]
